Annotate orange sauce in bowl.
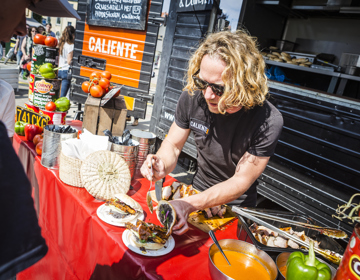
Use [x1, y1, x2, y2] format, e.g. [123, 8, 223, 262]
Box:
[212, 250, 271, 280]
[279, 265, 287, 278]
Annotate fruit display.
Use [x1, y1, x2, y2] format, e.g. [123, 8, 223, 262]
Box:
[82, 71, 116, 98]
[14, 121, 27, 136]
[38, 63, 58, 79]
[24, 124, 43, 142]
[34, 34, 58, 48]
[45, 101, 56, 112]
[39, 98, 70, 125]
[54, 97, 71, 112]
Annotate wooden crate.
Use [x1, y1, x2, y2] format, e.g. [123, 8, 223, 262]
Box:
[82, 95, 127, 136]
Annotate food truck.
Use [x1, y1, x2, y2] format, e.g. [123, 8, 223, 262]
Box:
[150, 0, 360, 237]
[70, 0, 164, 120]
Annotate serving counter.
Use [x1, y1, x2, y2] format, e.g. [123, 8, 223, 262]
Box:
[12, 122, 243, 280]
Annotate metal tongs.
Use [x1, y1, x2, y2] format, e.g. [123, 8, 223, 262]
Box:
[232, 206, 343, 265]
[240, 208, 347, 239]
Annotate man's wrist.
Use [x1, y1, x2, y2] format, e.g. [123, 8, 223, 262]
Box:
[182, 195, 201, 213]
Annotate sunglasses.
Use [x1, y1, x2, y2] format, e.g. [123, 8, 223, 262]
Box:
[192, 70, 225, 97]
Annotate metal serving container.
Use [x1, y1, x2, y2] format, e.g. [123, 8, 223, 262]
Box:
[41, 125, 78, 169]
[130, 129, 156, 170]
[110, 139, 139, 180]
[208, 239, 278, 280]
[236, 208, 346, 256]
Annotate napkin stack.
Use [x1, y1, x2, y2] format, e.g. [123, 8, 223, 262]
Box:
[61, 129, 110, 161]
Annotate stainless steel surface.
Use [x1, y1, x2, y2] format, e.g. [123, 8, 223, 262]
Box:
[340, 72, 360, 81]
[209, 230, 231, 266]
[265, 59, 341, 77]
[208, 239, 278, 280]
[311, 64, 335, 71]
[155, 178, 163, 202]
[41, 126, 78, 169]
[130, 129, 156, 170]
[316, 58, 342, 72]
[110, 140, 139, 180]
[232, 206, 343, 264]
[286, 51, 317, 63]
[327, 0, 352, 5]
[240, 208, 347, 239]
[276, 252, 337, 280]
[345, 65, 360, 76]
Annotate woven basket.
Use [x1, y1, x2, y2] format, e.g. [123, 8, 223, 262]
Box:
[59, 152, 83, 188]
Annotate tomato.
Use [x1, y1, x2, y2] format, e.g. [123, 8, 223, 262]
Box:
[27, 62, 31, 72]
[33, 134, 43, 146]
[90, 85, 104, 98]
[44, 36, 58, 48]
[99, 78, 110, 90]
[92, 79, 99, 85]
[36, 141, 43, 156]
[45, 101, 56, 111]
[33, 34, 46, 45]
[101, 71, 112, 80]
[82, 81, 91, 93]
[90, 71, 102, 80]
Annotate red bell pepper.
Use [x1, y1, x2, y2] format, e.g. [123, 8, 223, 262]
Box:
[25, 124, 42, 142]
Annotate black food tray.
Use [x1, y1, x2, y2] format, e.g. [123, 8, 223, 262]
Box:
[236, 208, 346, 257]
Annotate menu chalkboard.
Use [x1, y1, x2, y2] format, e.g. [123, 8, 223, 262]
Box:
[87, 0, 149, 30]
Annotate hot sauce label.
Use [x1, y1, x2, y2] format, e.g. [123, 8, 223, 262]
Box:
[335, 224, 360, 280]
[350, 254, 360, 279]
[35, 80, 54, 94]
[28, 74, 35, 102]
[33, 76, 60, 109]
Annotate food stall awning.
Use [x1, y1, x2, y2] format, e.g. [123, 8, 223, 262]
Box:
[26, 17, 43, 28]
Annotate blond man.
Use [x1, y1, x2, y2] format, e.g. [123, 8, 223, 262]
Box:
[141, 30, 283, 235]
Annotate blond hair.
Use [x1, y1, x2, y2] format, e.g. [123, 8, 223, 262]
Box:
[184, 30, 268, 113]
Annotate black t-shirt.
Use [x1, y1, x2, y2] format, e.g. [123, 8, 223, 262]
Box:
[175, 91, 283, 207]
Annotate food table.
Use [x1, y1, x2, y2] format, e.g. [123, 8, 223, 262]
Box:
[12, 121, 245, 280]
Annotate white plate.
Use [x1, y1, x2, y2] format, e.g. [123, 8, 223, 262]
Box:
[122, 229, 175, 257]
[97, 204, 144, 227]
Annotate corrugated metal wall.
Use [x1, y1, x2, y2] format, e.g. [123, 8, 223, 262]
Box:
[260, 82, 360, 236]
[151, 4, 212, 157]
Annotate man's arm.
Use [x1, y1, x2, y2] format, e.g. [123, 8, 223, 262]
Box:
[141, 122, 190, 181]
[170, 152, 270, 234]
[157, 122, 190, 175]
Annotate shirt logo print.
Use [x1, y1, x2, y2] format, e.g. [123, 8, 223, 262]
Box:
[190, 120, 210, 136]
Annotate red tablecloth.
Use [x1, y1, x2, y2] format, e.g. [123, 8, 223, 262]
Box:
[13, 123, 248, 280]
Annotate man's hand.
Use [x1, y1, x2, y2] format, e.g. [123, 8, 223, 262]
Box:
[169, 199, 196, 235]
[140, 154, 166, 181]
